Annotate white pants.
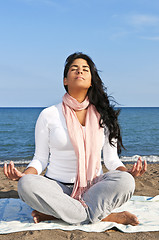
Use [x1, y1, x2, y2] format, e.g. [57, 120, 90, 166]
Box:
[18, 170, 135, 224]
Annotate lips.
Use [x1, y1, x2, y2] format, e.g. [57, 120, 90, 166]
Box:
[75, 76, 84, 80]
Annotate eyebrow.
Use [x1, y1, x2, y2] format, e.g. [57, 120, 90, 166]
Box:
[70, 64, 90, 68]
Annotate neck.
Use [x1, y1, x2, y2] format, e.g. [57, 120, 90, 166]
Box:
[68, 90, 88, 103]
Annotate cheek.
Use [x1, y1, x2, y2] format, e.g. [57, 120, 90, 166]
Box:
[88, 75, 92, 85]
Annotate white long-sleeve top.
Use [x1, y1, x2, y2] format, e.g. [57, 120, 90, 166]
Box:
[27, 103, 124, 183]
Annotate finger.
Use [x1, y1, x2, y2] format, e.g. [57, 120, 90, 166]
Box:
[144, 160, 147, 171]
[131, 163, 136, 173]
[13, 168, 23, 178]
[136, 161, 140, 171]
[131, 159, 142, 177]
[136, 158, 142, 171]
[10, 161, 15, 176]
[140, 169, 146, 176]
[3, 163, 9, 178]
[140, 160, 147, 175]
[7, 163, 12, 177]
[7, 162, 16, 179]
[140, 167, 146, 175]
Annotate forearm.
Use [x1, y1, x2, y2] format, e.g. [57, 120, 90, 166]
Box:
[23, 167, 38, 175]
[116, 158, 147, 178]
[116, 166, 128, 171]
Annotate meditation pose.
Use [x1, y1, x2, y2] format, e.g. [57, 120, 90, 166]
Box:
[4, 52, 147, 225]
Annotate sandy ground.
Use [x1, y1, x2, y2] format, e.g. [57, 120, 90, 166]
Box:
[0, 163, 159, 240]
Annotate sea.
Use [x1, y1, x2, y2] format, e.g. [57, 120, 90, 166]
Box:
[0, 107, 159, 166]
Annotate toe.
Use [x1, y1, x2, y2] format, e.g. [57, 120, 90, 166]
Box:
[33, 215, 40, 224]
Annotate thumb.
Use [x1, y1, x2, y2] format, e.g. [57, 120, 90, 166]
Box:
[14, 168, 25, 178]
[130, 163, 136, 173]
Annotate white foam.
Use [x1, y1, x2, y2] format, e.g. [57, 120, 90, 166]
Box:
[1, 155, 159, 167]
[120, 155, 159, 163]
[0, 159, 31, 166]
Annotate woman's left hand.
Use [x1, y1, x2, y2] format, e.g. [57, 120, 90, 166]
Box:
[128, 157, 147, 177]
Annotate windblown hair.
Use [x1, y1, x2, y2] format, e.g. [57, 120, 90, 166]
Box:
[63, 52, 124, 153]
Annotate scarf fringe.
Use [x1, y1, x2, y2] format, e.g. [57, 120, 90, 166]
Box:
[72, 178, 98, 207]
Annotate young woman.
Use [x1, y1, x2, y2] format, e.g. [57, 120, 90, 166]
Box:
[4, 52, 147, 225]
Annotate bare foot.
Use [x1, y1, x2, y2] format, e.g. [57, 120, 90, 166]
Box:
[102, 211, 139, 226]
[32, 210, 58, 223]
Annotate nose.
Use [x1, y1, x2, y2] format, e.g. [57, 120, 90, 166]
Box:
[77, 67, 83, 74]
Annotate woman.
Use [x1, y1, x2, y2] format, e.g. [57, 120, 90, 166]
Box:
[4, 52, 147, 225]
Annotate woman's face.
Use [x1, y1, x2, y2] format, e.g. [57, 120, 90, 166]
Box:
[64, 58, 92, 93]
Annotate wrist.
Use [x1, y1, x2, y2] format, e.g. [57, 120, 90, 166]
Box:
[116, 166, 128, 172]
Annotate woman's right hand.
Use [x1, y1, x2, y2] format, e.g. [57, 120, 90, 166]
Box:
[3, 161, 25, 181]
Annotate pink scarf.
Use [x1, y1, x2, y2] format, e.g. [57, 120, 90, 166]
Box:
[62, 93, 103, 206]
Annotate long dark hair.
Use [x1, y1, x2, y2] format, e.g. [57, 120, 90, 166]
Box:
[63, 52, 124, 153]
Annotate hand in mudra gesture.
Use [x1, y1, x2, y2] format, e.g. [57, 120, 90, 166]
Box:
[128, 157, 147, 177]
[3, 161, 25, 181]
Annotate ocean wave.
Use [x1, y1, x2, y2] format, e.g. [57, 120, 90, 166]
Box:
[0, 160, 31, 166]
[1, 155, 159, 167]
[120, 155, 159, 163]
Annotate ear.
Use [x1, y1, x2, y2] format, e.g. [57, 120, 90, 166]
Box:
[63, 77, 68, 86]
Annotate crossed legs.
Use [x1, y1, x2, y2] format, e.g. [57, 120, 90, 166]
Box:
[18, 170, 138, 225]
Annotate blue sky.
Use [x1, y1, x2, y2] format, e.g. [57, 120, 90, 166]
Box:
[0, 0, 159, 107]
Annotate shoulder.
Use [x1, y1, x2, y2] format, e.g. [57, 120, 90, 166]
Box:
[41, 103, 62, 115]
[38, 103, 63, 123]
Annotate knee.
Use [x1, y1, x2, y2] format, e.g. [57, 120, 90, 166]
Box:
[18, 174, 35, 197]
[118, 171, 135, 194]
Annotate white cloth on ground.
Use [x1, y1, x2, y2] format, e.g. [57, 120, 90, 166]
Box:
[0, 195, 159, 234]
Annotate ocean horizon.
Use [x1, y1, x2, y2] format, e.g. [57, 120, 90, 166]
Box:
[0, 106, 159, 166]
